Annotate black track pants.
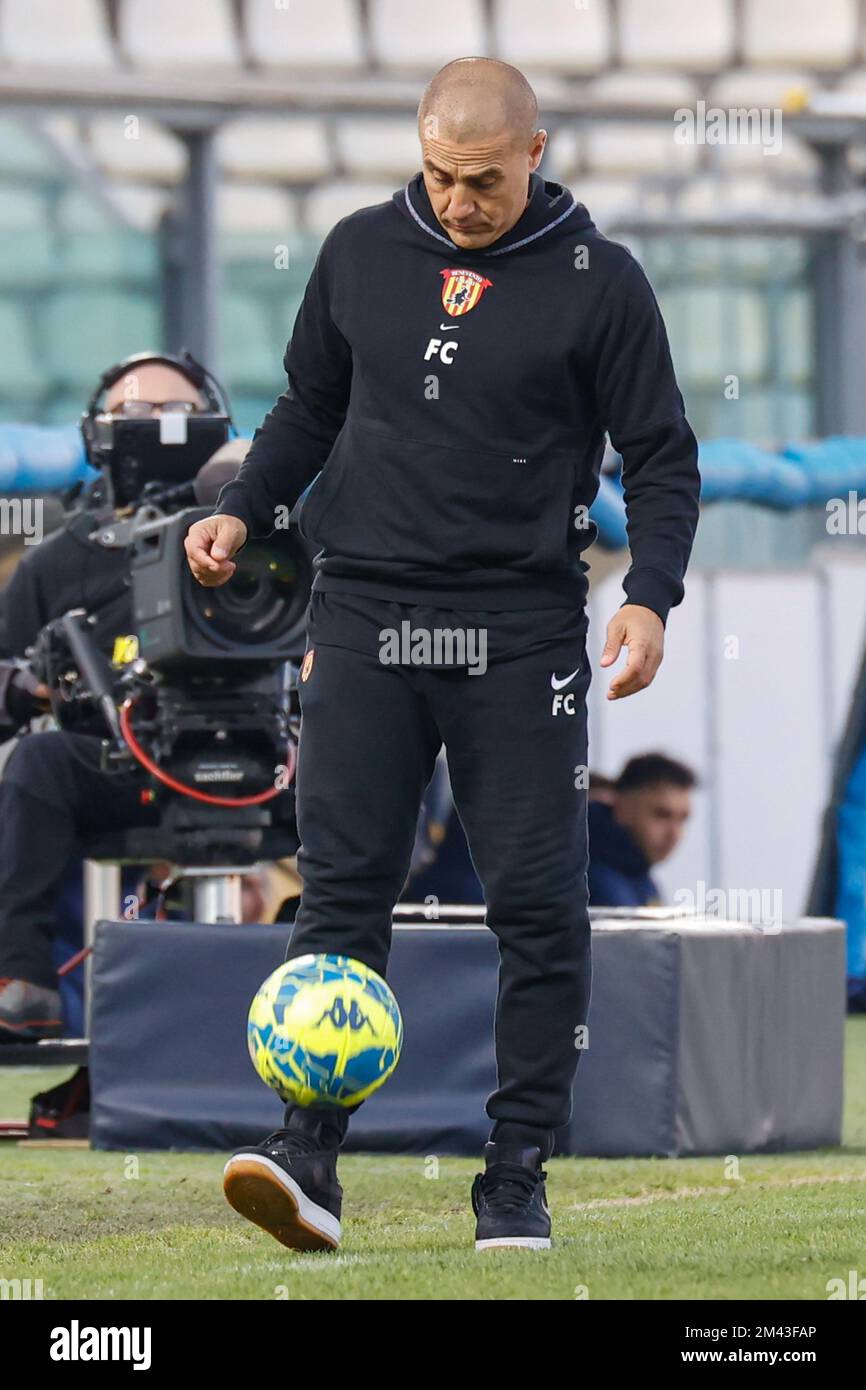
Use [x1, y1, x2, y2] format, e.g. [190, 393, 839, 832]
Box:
[0, 732, 160, 988]
[286, 590, 593, 1159]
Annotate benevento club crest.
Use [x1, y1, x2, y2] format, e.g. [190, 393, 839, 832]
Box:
[440, 268, 493, 317]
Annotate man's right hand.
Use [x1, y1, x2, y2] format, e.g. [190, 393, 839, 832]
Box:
[184, 514, 248, 587]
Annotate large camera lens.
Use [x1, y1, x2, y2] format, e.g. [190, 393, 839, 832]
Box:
[185, 538, 310, 650]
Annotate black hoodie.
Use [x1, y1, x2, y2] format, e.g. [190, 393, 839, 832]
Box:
[215, 170, 700, 622]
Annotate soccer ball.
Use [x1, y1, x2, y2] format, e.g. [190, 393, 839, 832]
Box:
[246, 953, 403, 1108]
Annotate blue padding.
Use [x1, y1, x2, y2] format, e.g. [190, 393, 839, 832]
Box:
[696, 439, 811, 507]
[0, 423, 92, 491]
[835, 740, 866, 986]
[782, 436, 866, 503]
[589, 474, 628, 548]
[4, 423, 866, 549]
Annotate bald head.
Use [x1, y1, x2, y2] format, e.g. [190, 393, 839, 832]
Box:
[105, 362, 205, 415]
[416, 58, 546, 251]
[418, 57, 538, 150]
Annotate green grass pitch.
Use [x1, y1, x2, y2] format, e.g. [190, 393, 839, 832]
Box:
[1, 1017, 864, 1301]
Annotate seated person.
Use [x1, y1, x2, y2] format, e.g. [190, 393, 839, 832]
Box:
[587, 752, 696, 907]
[0, 353, 239, 1040]
[400, 754, 485, 909]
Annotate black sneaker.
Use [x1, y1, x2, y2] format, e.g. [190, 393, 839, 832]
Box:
[223, 1112, 343, 1252]
[471, 1141, 552, 1251]
[0, 979, 63, 1041]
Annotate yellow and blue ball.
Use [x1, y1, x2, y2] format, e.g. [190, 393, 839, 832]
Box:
[247, 953, 403, 1107]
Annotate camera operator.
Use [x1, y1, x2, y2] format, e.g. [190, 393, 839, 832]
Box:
[0, 353, 224, 1040]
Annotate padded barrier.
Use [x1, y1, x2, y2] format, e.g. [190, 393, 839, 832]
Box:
[89, 914, 845, 1156]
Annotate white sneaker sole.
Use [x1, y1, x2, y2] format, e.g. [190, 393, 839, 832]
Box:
[475, 1236, 552, 1251]
[223, 1153, 341, 1252]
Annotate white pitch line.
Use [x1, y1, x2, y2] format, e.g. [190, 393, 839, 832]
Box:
[567, 1170, 866, 1212]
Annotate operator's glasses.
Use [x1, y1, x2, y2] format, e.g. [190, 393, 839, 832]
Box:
[112, 400, 199, 418]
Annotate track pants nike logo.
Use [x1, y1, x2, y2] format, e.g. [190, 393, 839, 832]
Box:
[550, 666, 582, 691]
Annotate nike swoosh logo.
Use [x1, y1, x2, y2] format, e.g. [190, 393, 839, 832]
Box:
[550, 667, 582, 691]
[440, 322, 461, 330]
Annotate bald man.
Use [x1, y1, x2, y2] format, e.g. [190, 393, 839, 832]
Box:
[196, 58, 700, 1253]
[104, 360, 206, 416]
[0, 355, 212, 1039]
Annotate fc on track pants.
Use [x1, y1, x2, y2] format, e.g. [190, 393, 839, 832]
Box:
[286, 591, 593, 1159]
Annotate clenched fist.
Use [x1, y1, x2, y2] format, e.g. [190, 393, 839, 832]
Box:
[184, 514, 248, 587]
[600, 604, 665, 700]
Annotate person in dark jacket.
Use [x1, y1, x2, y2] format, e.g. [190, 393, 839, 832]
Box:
[0, 358, 211, 1037]
[187, 56, 701, 1252]
[588, 754, 697, 908]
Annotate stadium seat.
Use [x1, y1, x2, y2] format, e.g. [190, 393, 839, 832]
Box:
[241, 0, 364, 71]
[772, 389, 813, 440]
[0, 186, 56, 289]
[837, 72, 866, 166]
[118, 0, 240, 69]
[669, 285, 769, 387]
[700, 389, 779, 442]
[582, 70, 698, 110]
[0, 187, 58, 293]
[742, 0, 858, 69]
[220, 294, 280, 393]
[0, 0, 116, 68]
[40, 288, 161, 392]
[109, 184, 172, 235]
[712, 133, 816, 176]
[0, 302, 44, 405]
[708, 68, 816, 109]
[335, 118, 421, 179]
[216, 118, 331, 184]
[585, 122, 700, 176]
[304, 180, 396, 235]
[568, 177, 641, 227]
[218, 185, 303, 291]
[619, 0, 735, 72]
[778, 289, 812, 385]
[56, 190, 160, 284]
[675, 174, 791, 218]
[837, 67, 866, 91]
[547, 128, 585, 180]
[491, 0, 611, 75]
[676, 234, 782, 281]
[219, 185, 299, 240]
[88, 116, 187, 184]
[0, 116, 62, 178]
[368, 0, 486, 71]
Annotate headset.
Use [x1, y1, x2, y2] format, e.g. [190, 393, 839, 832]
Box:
[79, 349, 235, 506]
[80, 348, 233, 454]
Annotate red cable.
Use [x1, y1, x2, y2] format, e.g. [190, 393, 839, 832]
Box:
[57, 945, 92, 977]
[119, 697, 295, 807]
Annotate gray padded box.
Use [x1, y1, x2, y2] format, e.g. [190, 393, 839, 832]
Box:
[89, 911, 845, 1155]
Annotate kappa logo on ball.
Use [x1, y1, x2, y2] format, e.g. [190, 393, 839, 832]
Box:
[300, 649, 315, 682]
[440, 267, 493, 317]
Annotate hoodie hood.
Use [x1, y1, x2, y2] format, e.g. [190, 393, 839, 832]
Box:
[395, 169, 593, 258]
[587, 799, 661, 908]
[588, 799, 653, 877]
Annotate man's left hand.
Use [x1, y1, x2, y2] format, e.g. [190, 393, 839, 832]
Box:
[599, 605, 664, 700]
